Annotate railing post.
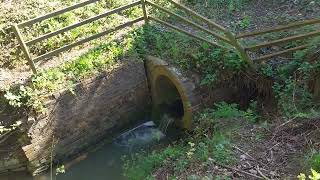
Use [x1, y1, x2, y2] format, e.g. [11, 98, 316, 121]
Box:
[12, 24, 37, 74]
[141, 0, 149, 23]
[224, 31, 254, 68]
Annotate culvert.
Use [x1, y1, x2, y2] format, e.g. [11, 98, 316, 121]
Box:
[145, 56, 200, 130]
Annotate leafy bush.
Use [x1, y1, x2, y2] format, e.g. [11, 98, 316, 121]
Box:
[311, 153, 320, 171]
[271, 38, 320, 117]
[142, 25, 246, 87]
[298, 169, 320, 180]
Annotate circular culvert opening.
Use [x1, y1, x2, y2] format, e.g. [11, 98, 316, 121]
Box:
[153, 75, 185, 129]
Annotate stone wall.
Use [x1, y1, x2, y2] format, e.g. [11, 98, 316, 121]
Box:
[21, 59, 151, 175]
[0, 55, 237, 175]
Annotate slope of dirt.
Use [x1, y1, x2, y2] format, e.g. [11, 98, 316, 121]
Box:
[152, 117, 320, 179]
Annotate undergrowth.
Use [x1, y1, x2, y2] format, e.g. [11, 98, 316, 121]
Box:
[183, 0, 250, 13]
[2, 26, 144, 113]
[141, 25, 247, 86]
[123, 102, 258, 179]
[1, 1, 320, 177]
[0, 0, 142, 68]
[2, 23, 248, 114]
[270, 38, 320, 118]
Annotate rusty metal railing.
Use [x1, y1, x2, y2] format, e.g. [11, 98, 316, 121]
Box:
[236, 19, 320, 62]
[12, 0, 320, 74]
[12, 0, 145, 74]
[145, 0, 254, 68]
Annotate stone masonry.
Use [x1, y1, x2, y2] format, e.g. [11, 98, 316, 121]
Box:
[22, 59, 150, 175]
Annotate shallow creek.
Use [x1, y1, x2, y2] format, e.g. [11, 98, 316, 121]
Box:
[0, 119, 176, 180]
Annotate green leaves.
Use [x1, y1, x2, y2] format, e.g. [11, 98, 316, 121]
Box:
[4, 91, 22, 107]
[0, 121, 22, 135]
[4, 85, 46, 113]
[56, 165, 66, 175]
[298, 169, 320, 180]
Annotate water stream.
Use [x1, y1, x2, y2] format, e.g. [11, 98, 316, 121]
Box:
[0, 118, 177, 180]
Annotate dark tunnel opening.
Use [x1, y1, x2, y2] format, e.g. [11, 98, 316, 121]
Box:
[154, 75, 185, 124]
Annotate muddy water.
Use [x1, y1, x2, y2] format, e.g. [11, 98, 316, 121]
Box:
[0, 121, 171, 180]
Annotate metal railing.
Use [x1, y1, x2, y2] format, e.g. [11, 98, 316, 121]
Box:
[145, 0, 253, 68]
[12, 0, 320, 74]
[12, 0, 146, 74]
[236, 19, 320, 62]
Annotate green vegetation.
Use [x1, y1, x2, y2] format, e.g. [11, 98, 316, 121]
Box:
[140, 25, 246, 86]
[0, 121, 22, 135]
[271, 38, 320, 118]
[2, 27, 143, 113]
[123, 102, 259, 179]
[183, 0, 249, 13]
[311, 153, 320, 172]
[2, 23, 246, 114]
[1, 0, 320, 179]
[0, 0, 142, 68]
[298, 169, 320, 180]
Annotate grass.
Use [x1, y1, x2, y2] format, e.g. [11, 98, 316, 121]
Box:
[2, 25, 145, 112]
[123, 145, 186, 180]
[0, 0, 142, 68]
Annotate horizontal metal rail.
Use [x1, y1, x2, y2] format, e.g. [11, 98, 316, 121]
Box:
[167, 0, 227, 33]
[245, 29, 320, 51]
[17, 0, 318, 73]
[33, 17, 144, 62]
[237, 19, 320, 39]
[146, 1, 231, 44]
[253, 45, 308, 62]
[25, 1, 141, 46]
[18, 0, 100, 28]
[147, 1, 253, 66]
[148, 16, 228, 49]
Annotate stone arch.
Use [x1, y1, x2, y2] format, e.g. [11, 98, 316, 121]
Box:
[146, 56, 197, 130]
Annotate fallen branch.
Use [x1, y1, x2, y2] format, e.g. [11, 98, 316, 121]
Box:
[213, 161, 264, 179]
[275, 117, 297, 130]
[233, 145, 268, 167]
[233, 145, 256, 160]
[256, 165, 271, 180]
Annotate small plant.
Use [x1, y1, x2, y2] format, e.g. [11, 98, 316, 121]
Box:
[311, 153, 320, 171]
[208, 132, 234, 165]
[244, 100, 259, 123]
[186, 142, 196, 158]
[56, 165, 66, 175]
[298, 169, 320, 180]
[260, 64, 274, 78]
[123, 146, 185, 180]
[238, 15, 251, 29]
[4, 86, 46, 113]
[213, 102, 242, 119]
[195, 142, 209, 161]
[0, 121, 22, 135]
